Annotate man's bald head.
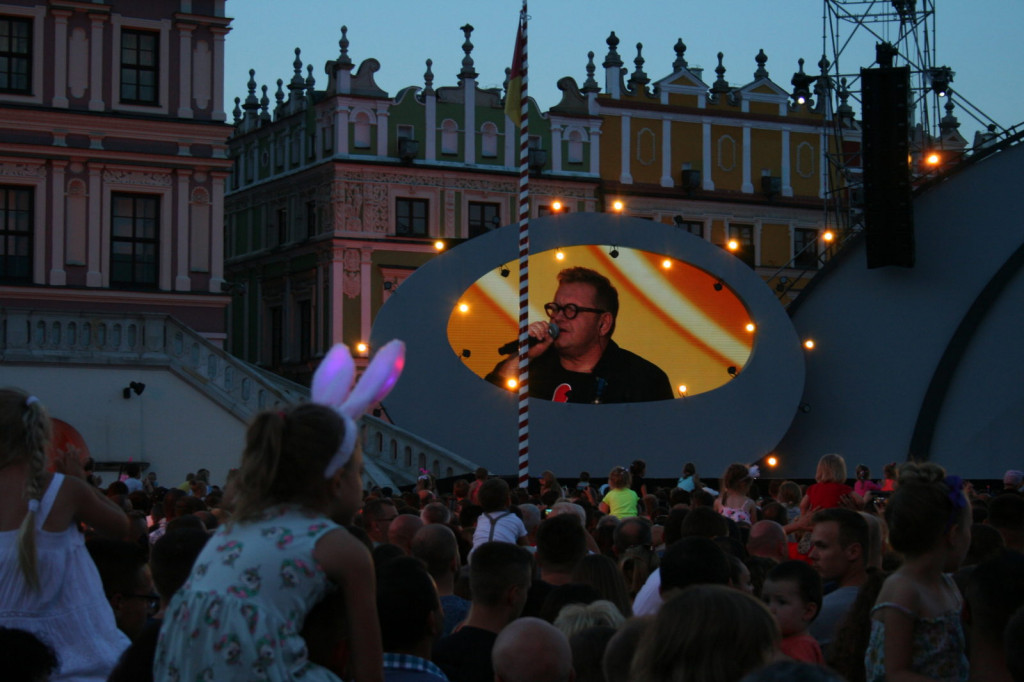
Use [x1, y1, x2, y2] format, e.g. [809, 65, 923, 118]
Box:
[493, 617, 574, 682]
[411, 523, 460, 579]
[747, 520, 788, 563]
[388, 513, 424, 555]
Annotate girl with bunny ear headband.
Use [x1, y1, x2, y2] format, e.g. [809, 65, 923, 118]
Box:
[155, 341, 404, 682]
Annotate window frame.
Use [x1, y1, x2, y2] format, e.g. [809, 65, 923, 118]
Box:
[728, 223, 756, 268]
[467, 201, 500, 238]
[395, 198, 429, 237]
[119, 28, 159, 106]
[793, 228, 820, 270]
[109, 193, 160, 289]
[0, 15, 32, 95]
[0, 184, 33, 283]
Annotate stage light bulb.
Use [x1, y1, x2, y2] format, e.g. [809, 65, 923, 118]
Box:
[804, 339, 816, 350]
[555, 251, 565, 261]
[551, 200, 563, 212]
[434, 240, 445, 251]
[823, 231, 835, 242]
[612, 200, 624, 212]
[662, 259, 672, 270]
[506, 378, 518, 390]
[356, 342, 368, 354]
[678, 384, 687, 395]
[745, 323, 756, 332]
[797, 95, 806, 104]
[727, 239, 739, 251]
[458, 303, 469, 313]
[767, 455, 779, 467]
[926, 153, 940, 166]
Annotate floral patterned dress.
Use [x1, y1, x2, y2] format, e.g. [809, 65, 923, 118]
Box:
[864, 575, 969, 682]
[154, 505, 342, 681]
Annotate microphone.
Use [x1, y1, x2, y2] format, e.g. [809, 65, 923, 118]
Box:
[498, 323, 559, 355]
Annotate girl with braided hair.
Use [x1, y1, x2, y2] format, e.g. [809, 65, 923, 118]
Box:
[0, 388, 130, 681]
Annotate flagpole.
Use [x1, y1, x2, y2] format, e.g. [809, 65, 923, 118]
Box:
[512, 1, 531, 489]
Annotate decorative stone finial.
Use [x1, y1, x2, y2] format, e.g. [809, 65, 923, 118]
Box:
[673, 38, 688, 71]
[337, 25, 353, 68]
[582, 51, 599, 92]
[940, 95, 960, 132]
[837, 77, 853, 120]
[754, 49, 768, 80]
[305, 64, 315, 93]
[290, 47, 305, 92]
[232, 96, 241, 123]
[603, 31, 622, 68]
[711, 52, 730, 93]
[459, 24, 478, 80]
[424, 59, 435, 95]
[243, 69, 259, 110]
[275, 78, 285, 109]
[259, 85, 270, 121]
[628, 43, 650, 92]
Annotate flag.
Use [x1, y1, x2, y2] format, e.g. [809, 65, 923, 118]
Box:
[505, 2, 526, 126]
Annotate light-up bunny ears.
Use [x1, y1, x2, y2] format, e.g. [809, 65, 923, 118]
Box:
[311, 340, 406, 478]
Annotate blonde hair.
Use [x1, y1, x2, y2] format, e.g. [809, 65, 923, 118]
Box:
[631, 585, 779, 682]
[609, 466, 631, 490]
[232, 402, 349, 522]
[0, 388, 53, 591]
[815, 453, 848, 484]
[553, 599, 626, 638]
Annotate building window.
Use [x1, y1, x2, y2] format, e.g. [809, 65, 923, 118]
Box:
[120, 29, 159, 104]
[305, 200, 316, 239]
[728, 223, 755, 267]
[395, 198, 428, 237]
[276, 208, 288, 245]
[0, 17, 31, 94]
[677, 219, 704, 238]
[298, 299, 312, 361]
[441, 120, 458, 155]
[468, 201, 500, 238]
[111, 193, 159, 288]
[567, 129, 584, 164]
[537, 204, 570, 217]
[269, 305, 283, 367]
[0, 185, 32, 282]
[793, 228, 820, 269]
[480, 122, 498, 158]
[353, 112, 371, 149]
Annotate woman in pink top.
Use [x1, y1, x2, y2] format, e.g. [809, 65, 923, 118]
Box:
[853, 464, 882, 498]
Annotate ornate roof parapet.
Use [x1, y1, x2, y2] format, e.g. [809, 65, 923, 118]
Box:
[814, 55, 832, 116]
[286, 48, 308, 114]
[326, 26, 355, 94]
[274, 78, 285, 118]
[790, 58, 815, 109]
[259, 85, 271, 123]
[708, 52, 732, 102]
[458, 24, 478, 81]
[627, 43, 651, 96]
[423, 59, 435, 97]
[336, 25, 354, 70]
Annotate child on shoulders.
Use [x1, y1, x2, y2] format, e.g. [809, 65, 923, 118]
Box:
[471, 478, 527, 554]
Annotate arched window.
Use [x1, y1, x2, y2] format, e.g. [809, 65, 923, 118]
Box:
[353, 111, 371, 149]
[567, 129, 584, 164]
[480, 122, 498, 157]
[441, 119, 458, 155]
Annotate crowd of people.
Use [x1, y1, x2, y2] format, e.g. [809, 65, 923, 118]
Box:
[4, 385, 1024, 681]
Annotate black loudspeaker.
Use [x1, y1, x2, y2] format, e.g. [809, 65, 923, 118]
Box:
[860, 66, 914, 268]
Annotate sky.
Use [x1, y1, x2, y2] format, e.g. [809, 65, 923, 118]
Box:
[223, 1, 1024, 143]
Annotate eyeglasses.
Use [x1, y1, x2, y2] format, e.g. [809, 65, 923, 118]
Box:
[126, 593, 160, 615]
[544, 302, 606, 319]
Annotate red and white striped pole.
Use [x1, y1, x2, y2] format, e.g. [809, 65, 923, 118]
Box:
[512, 1, 530, 488]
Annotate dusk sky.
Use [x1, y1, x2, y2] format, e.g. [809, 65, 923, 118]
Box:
[223, 1, 1023, 143]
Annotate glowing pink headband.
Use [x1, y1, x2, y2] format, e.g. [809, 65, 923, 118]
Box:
[311, 340, 405, 478]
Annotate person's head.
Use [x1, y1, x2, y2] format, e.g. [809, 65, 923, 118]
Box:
[420, 501, 451, 525]
[747, 520, 788, 563]
[124, 462, 141, 479]
[232, 403, 363, 523]
[547, 267, 619, 355]
[965, 550, 1024, 650]
[630, 459, 646, 477]
[85, 537, 155, 641]
[1003, 470, 1024, 490]
[682, 462, 697, 477]
[537, 513, 588, 575]
[809, 508, 868, 583]
[885, 462, 971, 569]
[519, 503, 542, 536]
[388, 513, 424, 555]
[570, 625, 617, 682]
[363, 498, 399, 544]
[778, 481, 802, 506]
[632, 585, 779, 682]
[740, 661, 846, 682]
[0, 389, 53, 591]
[988, 493, 1024, 551]
[571, 553, 633, 618]
[721, 463, 753, 494]
[411, 523, 460, 582]
[0, 627, 59, 682]
[759, 502, 788, 527]
[453, 478, 470, 499]
[541, 470, 558, 486]
[608, 465, 630, 490]
[493, 617, 574, 682]
[162, 487, 187, 521]
[376, 556, 442, 652]
[679, 505, 729, 539]
[855, 464, 870, 481]
[150, 527, 210, 602]
[660, 536, 731, 596]
[762, 561, 823, 637]
[469, 542, 533, 618]
[603, 616, 652, 682]
[965, 523, 1006, 566]
[1006, 604, 1024, 682]
[883, 462, 899, 481]
[479, 477, 511, 513]
[815, 453, 847, 484]
[613, 517, 653, 555]
[553, 599, 626, 638]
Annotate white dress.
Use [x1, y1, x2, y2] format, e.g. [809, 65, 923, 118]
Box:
[0, 473, 130, 681]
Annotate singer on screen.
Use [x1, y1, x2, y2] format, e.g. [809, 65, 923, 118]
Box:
[486, 267, 673, 404]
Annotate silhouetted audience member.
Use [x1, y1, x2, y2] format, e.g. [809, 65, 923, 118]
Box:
[493, 617, 574, 682]
[377, 556, 448, 682]
[0, 627, 60, 681]
[85, 537, 155, 642]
